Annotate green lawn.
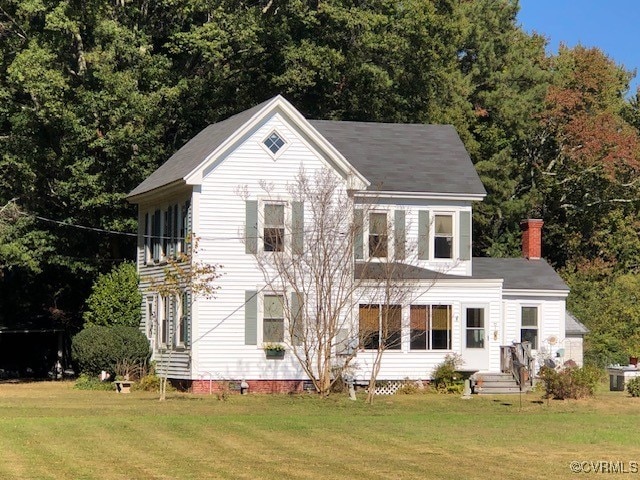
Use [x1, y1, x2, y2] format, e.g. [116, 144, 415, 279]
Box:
[0, 382, 638, 479]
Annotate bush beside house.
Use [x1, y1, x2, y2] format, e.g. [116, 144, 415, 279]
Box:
[71, 325, 150, 377]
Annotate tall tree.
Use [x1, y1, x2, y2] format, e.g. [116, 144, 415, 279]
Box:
[535, 45, 640, 270]
[456, 0, 551, 257]
[0, 0, 179, 328]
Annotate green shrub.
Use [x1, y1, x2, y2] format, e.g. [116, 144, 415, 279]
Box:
[432, 354, 464, 393]
[539, 365, 602, 400]
[397, 381, 420, 395]
[134, 374, 162, 392]
[626, 377, 640, 397]
[74, 373, 114, 391]
[83, 262, 142, 328]
[71, 325, 150, 376]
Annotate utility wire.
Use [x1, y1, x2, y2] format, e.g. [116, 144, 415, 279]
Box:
[26, 211, 346, 242]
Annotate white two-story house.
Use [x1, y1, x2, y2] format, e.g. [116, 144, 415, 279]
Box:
[127, 95, 578, 394]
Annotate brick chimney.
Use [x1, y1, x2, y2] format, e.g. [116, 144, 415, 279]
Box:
[520, 219, 544, 260]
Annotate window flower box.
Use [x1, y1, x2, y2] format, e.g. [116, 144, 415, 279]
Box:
[263, 343, 285, 359]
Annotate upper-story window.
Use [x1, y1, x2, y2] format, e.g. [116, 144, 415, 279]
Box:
[434, 214, 453, 259]
[264, 203, 285, 252]
[245, 200, 303, 255]
[369, 212, 388, 258]
[264, 131, 285, 155]
[144, 200, 190, 265]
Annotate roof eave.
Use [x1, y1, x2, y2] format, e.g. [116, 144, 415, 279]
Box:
[354, 190, 486, 202]
[126, 179, 189, 204]
[503, 288, 570, 298]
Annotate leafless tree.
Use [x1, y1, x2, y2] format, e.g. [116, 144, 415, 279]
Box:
[357, 260, 446, 404]
[246, 167, 451, 400]
[243, 168, 372, 396]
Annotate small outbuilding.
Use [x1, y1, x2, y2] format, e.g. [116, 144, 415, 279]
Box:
[564, 312, 589, 367]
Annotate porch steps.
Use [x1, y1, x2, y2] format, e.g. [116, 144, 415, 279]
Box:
[474, 372, 531, 395]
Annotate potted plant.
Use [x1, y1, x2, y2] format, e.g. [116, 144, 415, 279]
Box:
[263, 342, 285, 359]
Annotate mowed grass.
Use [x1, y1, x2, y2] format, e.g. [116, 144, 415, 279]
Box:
[0, 382, 638, 479]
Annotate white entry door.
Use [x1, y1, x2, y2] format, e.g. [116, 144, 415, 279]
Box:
[461, 306, 490, 371]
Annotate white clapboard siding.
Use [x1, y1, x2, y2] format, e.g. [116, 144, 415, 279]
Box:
[192, 113, 336, 380]
[131, 107, 569, 383]
[503, 295, 567, 360]
[354, 199, 474, 277]
[351, 280, 502, 380]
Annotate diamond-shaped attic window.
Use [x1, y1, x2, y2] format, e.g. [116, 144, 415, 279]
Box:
[264, 132, 285, 154]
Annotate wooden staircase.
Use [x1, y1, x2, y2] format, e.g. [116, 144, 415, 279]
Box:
[473, 372, 531, 395]
[473, 342, 536, 395]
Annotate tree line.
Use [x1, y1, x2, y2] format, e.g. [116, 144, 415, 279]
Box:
[1, 0, 639, 365]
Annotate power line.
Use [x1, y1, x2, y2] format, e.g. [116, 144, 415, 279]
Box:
[26, 211, 347, 243]
[27, 213, 138, 238]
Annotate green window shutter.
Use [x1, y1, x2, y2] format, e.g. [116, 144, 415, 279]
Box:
[183, 291, 191, 346]
[167, 206, 173, 257]
[292, 201, 304, 255]
[394, 210, 406, 260]
[245, 291, 258, 345]
[245, 200, 258, 254]
[354, 209, 363, 260]
[459, 211, 471, 261]
[143, 212, 149, 265]
[173, 204, 179, 258]
[153, 209, 161, 262]
[418, 211, 430, 260]
[291, 292, 304, 346]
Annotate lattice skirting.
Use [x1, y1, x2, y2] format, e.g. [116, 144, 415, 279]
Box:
[369, 381, 402, 395]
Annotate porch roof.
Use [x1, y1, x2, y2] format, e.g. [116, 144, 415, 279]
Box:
[565, 312, 589, 335]
[355, 257, 568, 293]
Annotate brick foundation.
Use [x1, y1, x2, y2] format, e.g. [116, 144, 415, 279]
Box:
[190, 379, 305, 395]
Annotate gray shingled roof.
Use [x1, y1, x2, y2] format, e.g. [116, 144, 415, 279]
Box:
[566, 312, 589, 335]
[128, 99, 274, 198]
[310, 121, 486, 195]
[128, 97, 486, 198]
[356, 258, 569, 293]
[355, 262, 465, 281]
[471, 258, 569, 292]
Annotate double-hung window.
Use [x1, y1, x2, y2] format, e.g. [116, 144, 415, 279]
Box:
[521, 306, 538, 349]
[264, 204, 285, 252]
[159, 295, 171, 347]
[246, 200, 303, 255]
[263, 294, 285, 343]
[145, 296, 155, 340]
[369, 212, 388, 258]
[177, 291, 189, 347]
[434, 214, 453, 259]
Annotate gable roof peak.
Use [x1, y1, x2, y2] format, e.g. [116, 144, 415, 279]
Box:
[128, 96, 484, 200]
